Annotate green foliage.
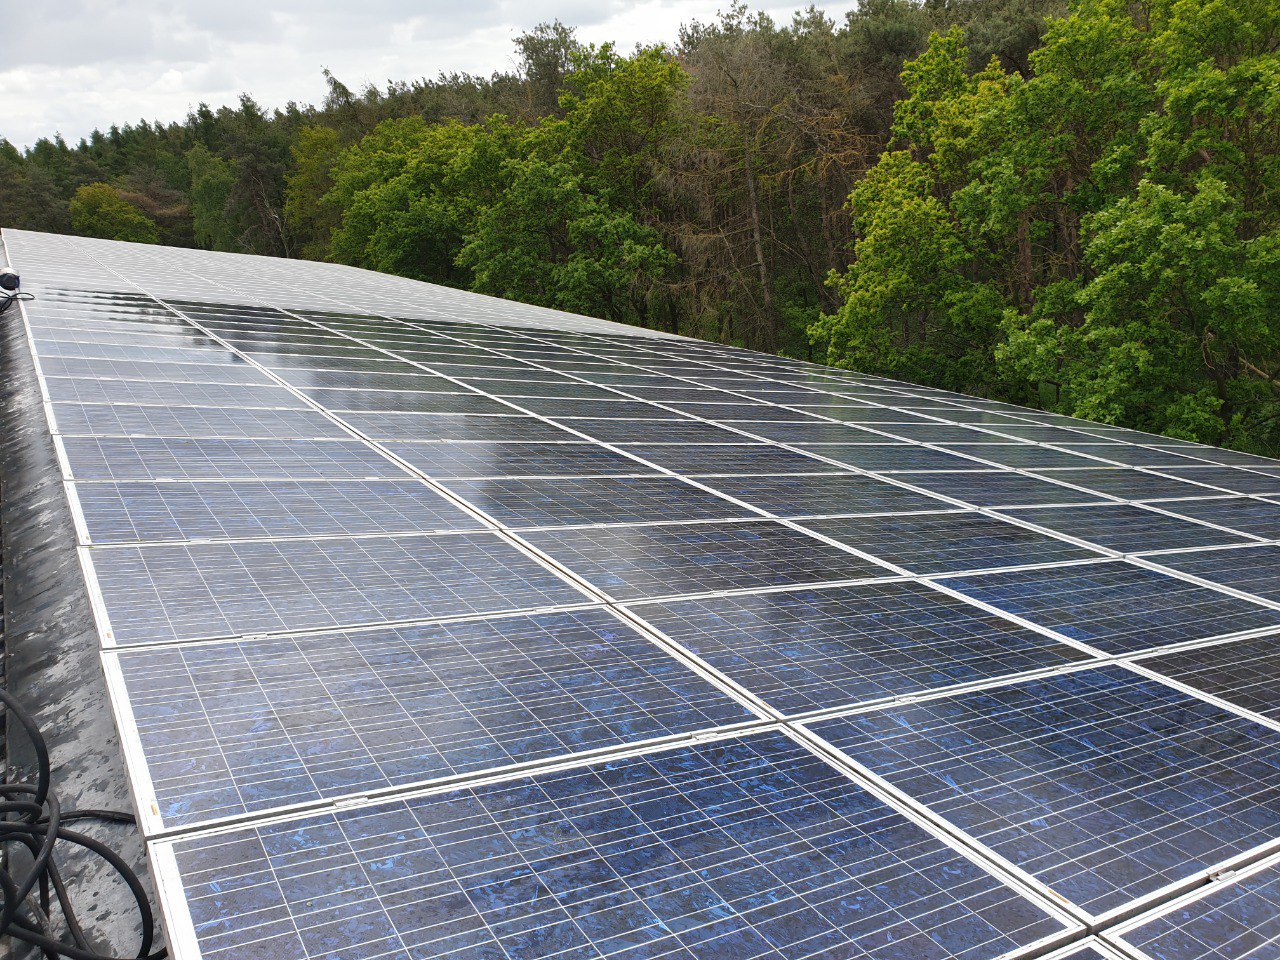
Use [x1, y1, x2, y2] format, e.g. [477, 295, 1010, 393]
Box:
[816, 0, 1280, 453]
[186, 144, 236, 250]
[283, 126, 342, 259]
[458, 157, 676, 323]
[67, 183, 159, 243]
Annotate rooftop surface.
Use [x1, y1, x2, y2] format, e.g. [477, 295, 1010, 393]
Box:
[3, 228, 1280, 960]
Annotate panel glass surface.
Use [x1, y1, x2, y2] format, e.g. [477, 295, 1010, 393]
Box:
[941, 562, 1280, 654]
[810, 666, 1280, 916]
[998, 504, 1253, 553]
[440, 476, 753, 527]
[523, 521, 890, 600]
[51, 402, 343, 440]
[93, 533, 587, 644]
[1120, 860, 1280, 960]
[75, 479, 479, 542]
[1153, 497, 1280, 540]
[634, 581, 1089, 714]
[1149, 545, 1280, 604]
[696, 474, 949, 518]
[385, 441, 655, 479]
[896, 471, 1108, 508]
[165, 732, 1070, 960]
[59, 436, 406, 481]
[1143, 636, 1280, 721]
[115, 608, 754, 826]
[806, 512, 1104, 575]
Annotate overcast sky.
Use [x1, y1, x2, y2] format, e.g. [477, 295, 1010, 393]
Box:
[4, 1, 853, 150]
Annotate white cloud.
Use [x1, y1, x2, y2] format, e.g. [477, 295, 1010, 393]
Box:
[1, 0, 851, 150]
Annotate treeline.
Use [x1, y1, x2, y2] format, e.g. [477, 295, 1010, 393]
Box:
[2, 0, 1277, 453]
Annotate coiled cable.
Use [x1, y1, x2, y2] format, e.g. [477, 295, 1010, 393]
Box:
[0, 688, 166, 960]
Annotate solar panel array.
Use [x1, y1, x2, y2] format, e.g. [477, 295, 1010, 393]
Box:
[5, 227, 1280, 960]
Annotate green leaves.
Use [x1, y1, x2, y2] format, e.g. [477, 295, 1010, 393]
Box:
[68, 183, 159, 244]
[820, 0, 1280, 453]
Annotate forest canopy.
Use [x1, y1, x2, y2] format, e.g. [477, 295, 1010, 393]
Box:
[3, 0, 1277, 453]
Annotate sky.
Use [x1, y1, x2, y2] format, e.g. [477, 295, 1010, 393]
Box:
[4, 0, 853, 151]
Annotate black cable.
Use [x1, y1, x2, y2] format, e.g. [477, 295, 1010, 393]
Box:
[0, 292, 35, 316]
[0, 688, 167, 960]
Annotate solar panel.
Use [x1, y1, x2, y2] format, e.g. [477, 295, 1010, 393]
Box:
[156, 733, 1074, 960]
[940, 562, 1280, 654]
[385, 440, 656, 478]
[75, 478, 481, 543]
[112, 608, 755, 827]
[1116, 851, 1280, 960]
[522, 520, 891, 600]
[1153, 496, 1280, 540]
[437, 476, 755, 527]
[1147, 544, 1280, 604]
[9, 228, 1280, 960]
[1142, 635, 1280, 722]
[805, 512, 1105, 575]
[808, 666, 1280, 917]
[997, 503, 1255, 553]
[633, 581, 1089, 714]
[59, 436, 405, 481]
[92, 533, 588, 644]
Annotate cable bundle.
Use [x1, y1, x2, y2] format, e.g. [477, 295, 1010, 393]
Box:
[0, 292, 34, 316]
[0, 688, 166, 960]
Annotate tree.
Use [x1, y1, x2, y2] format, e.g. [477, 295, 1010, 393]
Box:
[186, 144, 236, 250]
[457, 157, 675, 324]
[284, 126, 343, 259]
[68, 183, 159, 243]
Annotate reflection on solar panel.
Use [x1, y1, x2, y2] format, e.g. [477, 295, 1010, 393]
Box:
[1116, 851, 1280, 960]
[808, 667, 1280, 917]
[7, 228, 1280, 960]
[161, 734, 1074, 960]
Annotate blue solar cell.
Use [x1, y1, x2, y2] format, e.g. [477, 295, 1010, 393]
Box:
[523, 521, 890, 600]
[1029, 468, 1227, 501]
[51, 402, 344, 440]
[1000, 503, 1253, 553]
[60, 436, 406, 481]
[114, 608, 754, 827]
[42, 377, 307, 409]
[897, 471, 1107, 508]
[941, 562, 1280, 654]
[75, 479, 479, 542]
[797, 444, 992, 472]
[304, 388, 513, 415]
[1120, 859, 1280, 960]
[810, 666, 1280, 916]
[732, 421, 887, 444]
[1155, 497, 1280, 540]
[634, 581, 1088, 714]
[441, 476, 752, 526]
[386, 441, 655, 478]
[341, 411, 577, 443]
[165, 732, 1071, 960]
[1150, 544, 1280, 604]
[622, 443, 843, 476]
[1053, 444, 1200, 467]
[948, 445, 1102, 469]
[668, 401, 823, 422]
[38, 356, 269, 383]
[1155, 467, 1280, 496]
[1144, 636, 1280, 722]
[560, 417, 745, 444]
[696, 473, 949, 517]
[92, 532, 587, 644]
[806, 512, 1103, 575]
